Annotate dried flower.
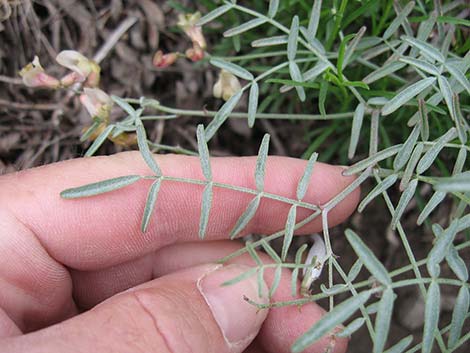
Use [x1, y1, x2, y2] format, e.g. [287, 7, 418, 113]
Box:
[56, 50, 99, 85]
[19, 56, 60, 89]
[213, 69, 242, 101]
[153, 50, 178, 68]
[300, 234, 327, 296]
[177, 12, 206, 50]
[79, 88, 113, 121]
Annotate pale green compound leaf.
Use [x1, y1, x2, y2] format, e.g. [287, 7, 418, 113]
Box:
[111, 95, 136, 117]
[416, 127, 457, 174]
[85, 124, 114, 157]
[136, 120, 162, 176]
[418, 99, 429, 141]
[448, 285, 470, 348]
[320, 283, 347, 295]
[230, 194, 262, 239]
[417, 191, 446, 225]
[445, 63, 470, 95]
[267, 0, 279, 18]
[282, 205, 297, 261]
[335, 318, 366, 338]
[61, 175, 141, 199]
[210, 58, 253, 81]
[252, 35, 287, 47]
[348, 103, 365, 159]
[269, 266, 282, 298]
[358, 174, 398, 213]
[453, 93, 468, 144]
[402, 36, 445, 63]
[287, 16, 299, 62]
[246, 241, 263, 266]
[382, 77, 436, 116]
[391, 179, 418, 230]
[399, 57, 441, 76]
[453, 147, 467, 176]
[296, 152, 318, 200]
[199, 183, 213, 239]
[343, 26, 366, 69]
[347, 259, 363, 282]
[291, 244, 308, 297]
[261, 239, 281, 264]
[383, 335, 413, 353]
[383, 1, 415, 40]
[141, 178, 161, 232]
[205, 90, 243, 141]
[224, 18, 266, 37]
[422, 281, 440, 353]
[399, 142, 424, 191]
[196, 124, 212, 180]
[307, 0, 322, 39]
[374, 287, 395, 353]
[343, 144, 403, 176]
[325, 169, 370, 211]
[289, 61, 306, 101]
[222, 267, 258, 286]
[291, 291, 372, 353]
[427, 220, 459, 277]
[197, 4, 232, 25]
[345, 229, 392, 285]
[363, 61, 406, 84]
[446, 247, 468, 282]
[255, 134, 270, 191]
[393, 124, 421, 171]
[437, 75, 456, 121]
[248, 82, 259, 128]
[435, 173, 470, 192]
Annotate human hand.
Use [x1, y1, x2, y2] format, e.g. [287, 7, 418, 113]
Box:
[0, 152, 359, 353]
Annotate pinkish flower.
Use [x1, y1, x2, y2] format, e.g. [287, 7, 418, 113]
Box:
[79, 88, 113, 121]
[56, 50, 99, 85]
[19, 56, 60, 89]
[153, 50, 179, 68]
[185, 43, 205, 62]
[177, 12, 207, 50]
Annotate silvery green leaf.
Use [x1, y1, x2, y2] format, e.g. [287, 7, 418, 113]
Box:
[224, 18, 266, 37]
[343, 145, 403, 176]
[369, 110, 380, 156]
[304, 61, 330, 81]
[448, 285, 470, 348]
[325, 169, 370, 211]
[358, 174, 398, 212]
[336, 317, 366, 338]
[373, 287, 395, 353]
[248, 82, 259, 128]
[435, 173, 470, 192]
[368, 97, 389, 106]
[348, 103, 365, 159]
[445, 63, 470, 94]
[366, 301, 379, 314]
[416, 127, 457, 174]
[210, 58, 253, 81]
[246, 241, 263, 266]
[402, 36, 445, 63]
[111, 95, 136, 116]
[222, 267, 258, 286]
[363, 61, 406, 84]
[289, 61, 306, 101]
[457, 214, 470, 232]
[307, 0, 322, 39]
[399, 142, 424, 191]
[268, 0, 279, 18]
[399, 57, 441, 76]
[422, 281, 440, 353]
[418, 99, 429, 141]
[257, 267, 265, 298]
[347, 259, 363, 282]
[80, 120, 101, 142]
[296, 152, 318, 200]
[252, 35, 287, 47]
[383, 335, 413, 353]
[320, 283, 347, 295]
[282, 205, 297, 261]
[230, 194, 262, 238]
[393, 124, 421, 170]
[453, 93, 468, 144]
[269, 266, 282, 297]
[197, 4, 232, 25]
[446, 247, 468, 282]
[61, 175, 141, 199]
[441, 25, 455, 59]
[205, 90, 243, 141]
[416, 10, 436, 43]
[255, 134, 270, 191]
[291, 244, 308, 297]
[382, 77, 436, 116]
[141, 178, 161, 232]
[345, 229, 392, 285]
[85, 124, 114, 157]
[452, 147, 467, 175]
[199, 183, 213, 239]
[287, 16, 299, 61]
[196, 124, 212, 180]
[438, 75, 456, 120]
[382, 1, 415, 40]
[261, 239, 282, 263]
[291, 291, 372, 353]
[136, 120, 161, 176]
[391, 179, 418, 230]
[427, 220, 459, 277]
[343, 26, 366, 69]
[417, 191, 446, 225]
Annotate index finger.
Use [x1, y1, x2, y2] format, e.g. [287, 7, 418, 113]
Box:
[1, 151, 359, 271]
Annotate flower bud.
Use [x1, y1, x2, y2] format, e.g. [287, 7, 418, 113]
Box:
[19, 56, 60, 89]
[153, 50, 178, 68]
[213, 69, 242, 101]
[185, 43, 205, 62]
[56, 50, 95, 81]
[177, 12, 206, 49]
[79, 88, 113, 121]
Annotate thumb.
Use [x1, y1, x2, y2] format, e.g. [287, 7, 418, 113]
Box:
[4, 264, 268, 353]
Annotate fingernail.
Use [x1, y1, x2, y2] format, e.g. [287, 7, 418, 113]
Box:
[198, 264, 268, 350]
